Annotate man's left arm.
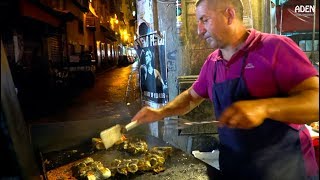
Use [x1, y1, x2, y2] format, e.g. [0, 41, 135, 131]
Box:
[219, 76, 319, 129]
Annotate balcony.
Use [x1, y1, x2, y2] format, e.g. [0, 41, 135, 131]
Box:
[86, 15, 96, 31]
[100, 23, 117, 42]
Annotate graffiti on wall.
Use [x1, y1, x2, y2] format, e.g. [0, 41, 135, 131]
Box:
[167, 50, 177, 72]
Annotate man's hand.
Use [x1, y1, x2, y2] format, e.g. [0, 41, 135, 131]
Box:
[131, 87, 205, 124]
[131, 106, 163, 124]
[219, 77, 319, 128]
[218, 100, 268, 129]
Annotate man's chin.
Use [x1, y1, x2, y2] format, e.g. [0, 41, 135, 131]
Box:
[207, 41, 217, 49]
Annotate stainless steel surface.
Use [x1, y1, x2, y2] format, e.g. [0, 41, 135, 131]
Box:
[167, 117, 219, 130]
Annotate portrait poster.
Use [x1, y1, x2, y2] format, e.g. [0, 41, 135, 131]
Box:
[135, 30, 168, 108]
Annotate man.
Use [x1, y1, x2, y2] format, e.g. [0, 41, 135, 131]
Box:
[131, 0, 319, 179]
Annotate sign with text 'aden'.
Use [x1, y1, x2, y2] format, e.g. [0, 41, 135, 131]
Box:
[276, 2, 319, 32]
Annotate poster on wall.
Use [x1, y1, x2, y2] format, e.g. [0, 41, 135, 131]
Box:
[135, 23, 168, 108]
[135, 0, 168, 138]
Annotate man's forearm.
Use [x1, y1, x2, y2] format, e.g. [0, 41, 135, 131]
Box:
[264, 89, 319, 124]
[158, 88, 204, 119]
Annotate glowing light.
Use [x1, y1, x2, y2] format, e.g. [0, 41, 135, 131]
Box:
[107, 44, 111, 57]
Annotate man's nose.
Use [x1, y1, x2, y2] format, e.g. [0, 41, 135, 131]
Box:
[197, 22, 206, 37]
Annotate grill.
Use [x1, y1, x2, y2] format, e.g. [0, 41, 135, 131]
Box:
[41, 135, 221, 180]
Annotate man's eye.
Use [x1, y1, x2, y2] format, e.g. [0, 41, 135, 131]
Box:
[202, 18, 209, 23]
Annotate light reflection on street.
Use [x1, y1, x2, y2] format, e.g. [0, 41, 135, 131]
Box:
[30, 62, 141, 125]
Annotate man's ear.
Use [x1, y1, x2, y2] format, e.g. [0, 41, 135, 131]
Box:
[225, 7, 236, 25]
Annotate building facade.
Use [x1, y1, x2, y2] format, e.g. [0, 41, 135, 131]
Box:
[1, 0, 137, 118]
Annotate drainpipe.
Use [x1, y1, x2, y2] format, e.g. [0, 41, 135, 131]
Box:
[311, 0, 317, 64]
[280, 3, 283, 35]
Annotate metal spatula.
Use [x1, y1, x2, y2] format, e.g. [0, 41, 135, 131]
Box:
[100, 121, 139, 150]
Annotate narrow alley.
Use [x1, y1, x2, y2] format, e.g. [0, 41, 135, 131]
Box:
[29, 62, 147, 153]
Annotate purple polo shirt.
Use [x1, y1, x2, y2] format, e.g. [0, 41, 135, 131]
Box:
[192, 29, 319, 176]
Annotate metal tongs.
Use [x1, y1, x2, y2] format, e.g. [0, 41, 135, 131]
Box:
[166, 117, 219, 130]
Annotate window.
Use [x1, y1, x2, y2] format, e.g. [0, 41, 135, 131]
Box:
[299, 40, 319, 52]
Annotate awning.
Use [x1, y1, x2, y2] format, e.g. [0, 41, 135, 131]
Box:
[52, 8, 77, 22]
[89, 3, 98, 18]
[100, 25, 117, 42]
[106, 33, 117, 42]
[19, 0, 61, 27]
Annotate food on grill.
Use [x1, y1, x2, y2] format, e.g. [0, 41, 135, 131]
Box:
[144, 153, 166, 173]
[127, 159, 139, 173]
[71, 157, 111, 179]
[46, 136, 210, 180]
[109, 158, 140, 176]
[91, 135, 128, 150]
[92, 137, 149, 155]
[92, 138, 105, 150]
[149, 146, 173, 159]
[137, 157, 152, 171]
[71, 137, 173, 179]
[117, 138, 149, 154]
[107, 145, 173, 175]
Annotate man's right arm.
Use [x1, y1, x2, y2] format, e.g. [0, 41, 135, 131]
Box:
[132, 87, 205, 124]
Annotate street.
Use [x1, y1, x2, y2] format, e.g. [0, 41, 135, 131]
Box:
[28, 62, 140, 124]
[29, 62, 148, 153]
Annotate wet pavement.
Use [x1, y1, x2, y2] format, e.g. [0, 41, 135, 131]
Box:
[28, 62, 140, 124]
[28, 62, 149, 153]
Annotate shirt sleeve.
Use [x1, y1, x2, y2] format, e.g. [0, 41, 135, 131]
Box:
[273, 36, 318, 94]
[192, 57, 211, 99]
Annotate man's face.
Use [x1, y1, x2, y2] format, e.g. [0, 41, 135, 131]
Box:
[196, 1, 229, 49]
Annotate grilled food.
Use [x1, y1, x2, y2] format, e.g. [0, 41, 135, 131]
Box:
[92, 138, 105, 150]
[108, 146, 172, 175]
[117, 139, 148, 154]
[149, 146, 173, 159]
[71, 157, 111, 180]
[89, 137, 173, 178]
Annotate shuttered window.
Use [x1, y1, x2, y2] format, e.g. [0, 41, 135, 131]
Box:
[47, 35, 61, 63]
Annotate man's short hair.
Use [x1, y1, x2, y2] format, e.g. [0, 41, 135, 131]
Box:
[195, 0, 244, 20]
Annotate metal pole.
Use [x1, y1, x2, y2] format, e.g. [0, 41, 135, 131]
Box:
[280, 3, 283, 35]
[311, 0, 317, 64]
